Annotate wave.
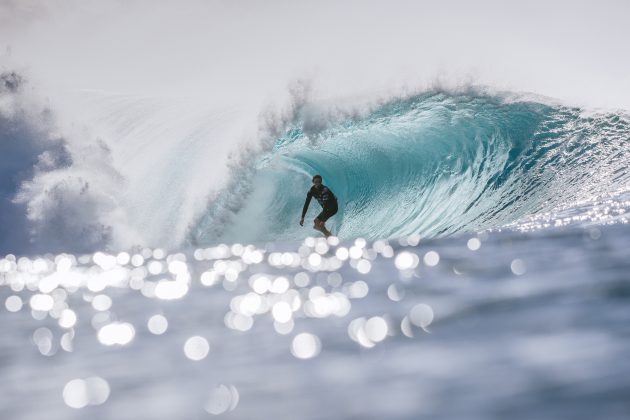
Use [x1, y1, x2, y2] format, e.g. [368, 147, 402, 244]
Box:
[192, 90, 630, 244]
[2, 76, 629, 253]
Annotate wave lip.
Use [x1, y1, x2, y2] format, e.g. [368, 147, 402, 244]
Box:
[194, 91, 630, 244]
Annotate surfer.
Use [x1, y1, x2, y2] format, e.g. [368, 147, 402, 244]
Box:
[300, 174, 338, 238]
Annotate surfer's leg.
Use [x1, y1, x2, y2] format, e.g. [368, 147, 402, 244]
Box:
[314, 203, 337, 237]
[320, 224, 332, 238]
[313, 218, 331, 238]
[313, 212, 324, 231]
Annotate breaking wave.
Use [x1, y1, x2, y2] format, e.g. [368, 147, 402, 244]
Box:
[193, 91, 630, 244]
[2, 76, 629, 252]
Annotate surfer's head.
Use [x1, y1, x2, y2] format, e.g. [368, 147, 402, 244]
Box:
[312, 174, 322, 186]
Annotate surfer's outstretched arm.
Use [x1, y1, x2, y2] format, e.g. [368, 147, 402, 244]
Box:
[300, 193, 312, 226]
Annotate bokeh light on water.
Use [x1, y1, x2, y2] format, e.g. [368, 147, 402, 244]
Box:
[204, 384, 240, 415]
[291, 333, 321, 359]
[5, 295, 23, 312]
[63, 377, 110, 409]
[2, 223, 630, 419]
[97, 322, 135, 346]
[148, 314, 168, 335]
[184, 336, 210, 361]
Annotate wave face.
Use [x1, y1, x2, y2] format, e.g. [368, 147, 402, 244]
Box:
[193, 92, 630, 244]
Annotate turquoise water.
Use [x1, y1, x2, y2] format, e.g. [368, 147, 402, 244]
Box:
[194, 92, 630, 244]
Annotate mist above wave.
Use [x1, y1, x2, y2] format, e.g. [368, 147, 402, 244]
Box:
[0, 72, 125, 254]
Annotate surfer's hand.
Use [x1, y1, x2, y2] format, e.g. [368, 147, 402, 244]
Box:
[299, 218, 304, 226]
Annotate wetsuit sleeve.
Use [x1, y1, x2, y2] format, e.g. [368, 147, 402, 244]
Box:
[301, 191, 312, 218]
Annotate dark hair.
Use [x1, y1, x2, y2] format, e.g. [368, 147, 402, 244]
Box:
[312, 174, 322, 182]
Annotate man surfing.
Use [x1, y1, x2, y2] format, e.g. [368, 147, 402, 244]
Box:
[300, 174, 338, 238]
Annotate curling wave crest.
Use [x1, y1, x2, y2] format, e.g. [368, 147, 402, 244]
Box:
[193, 92, 630, 244]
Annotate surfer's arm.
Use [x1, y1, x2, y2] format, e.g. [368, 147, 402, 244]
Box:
[301, 193, 312, 220]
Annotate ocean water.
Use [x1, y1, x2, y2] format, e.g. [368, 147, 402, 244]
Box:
[2, 225, 630, 420]
[1, 70, 630, 419]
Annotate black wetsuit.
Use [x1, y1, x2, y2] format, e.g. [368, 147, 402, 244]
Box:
[302, 184, 338, 222]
